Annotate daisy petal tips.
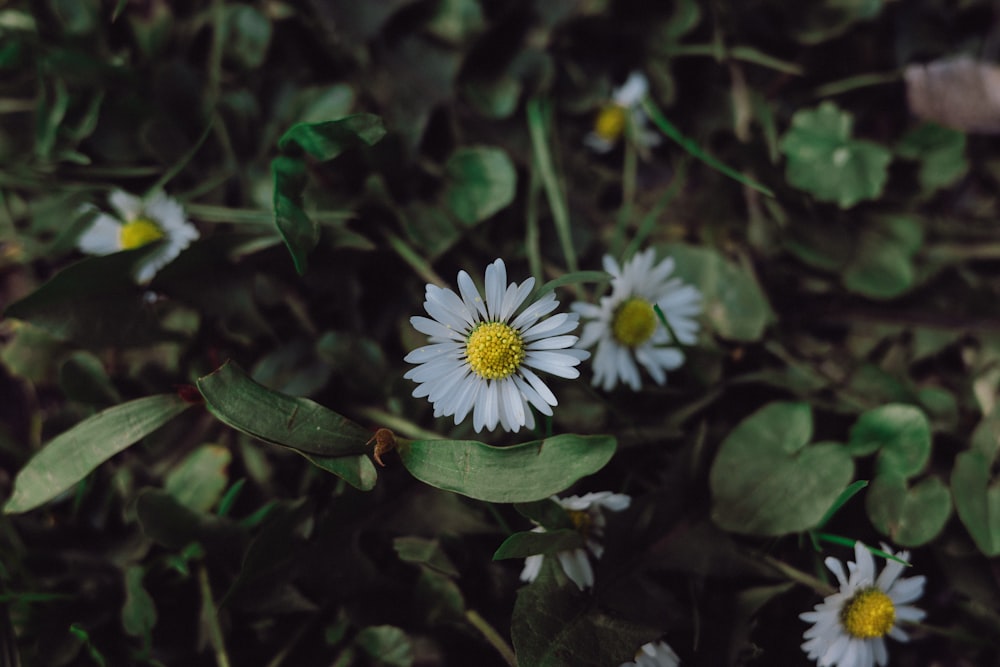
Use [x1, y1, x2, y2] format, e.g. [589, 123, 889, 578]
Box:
[77, 189, 199, 283]
[404, 258, 589, 433]
[800, 541, 926, 667]
[572, 248, 702, 392]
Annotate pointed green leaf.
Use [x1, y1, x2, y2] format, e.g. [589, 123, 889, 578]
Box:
[278, 114, 387, 161]
[271, 155, 314, 275]
[5, 394, 191, 514]
[493, 529, 584, 560]
[710, 402, 855, 535]
[398, 434, 616, 503]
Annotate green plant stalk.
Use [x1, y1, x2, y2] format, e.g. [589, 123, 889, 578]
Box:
[466, 610, 517, 667]
[609, 118, 639, 259]
[622, 160, 687, 261]
[760, 554, 836, 597]
[525, 158, 544, 284]
[640, 97, 774, 197]
[198, 565, 231, 667]
[526, 98, 577, 272]
[382, 230, 446, 287]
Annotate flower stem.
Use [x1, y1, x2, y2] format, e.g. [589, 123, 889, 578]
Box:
[466, 609, 517, 667]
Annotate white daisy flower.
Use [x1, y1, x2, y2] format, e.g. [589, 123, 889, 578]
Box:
[572, 249, 702, 391]
[800, 541, 926, 667]
[519, 491, 631, 590]
[77, 189, 199, 283]
[403, 258, 589, 433]
[620, 641, 681, 667]
[585, 71, 662, 154]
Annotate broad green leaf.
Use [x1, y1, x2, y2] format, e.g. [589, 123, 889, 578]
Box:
[415, 568, 465, 626]
[356, 626, 413, 667]
[842, 216, 924, 299]
[197, 360, 369, 457]
[399, 434, 616, 503]
[896, 123, 968, 193]
[511, 567, 659, 667]
[514, 498, 574, 530]
[222, 5, 272, 70]
[952, 449, 1000, 556]
[847, 404, 931, 478]
[122, 566, 157, 644]
[136, 489, 244, 551]
[3, 248, 176, 348]
[278, 114, 387, 161]
[393, 537, 460, 577]
[661, 243, 773, 342]
[493, 529, 584, 560]
[710, 402, 854, 535]
[271, 155, 314, 275]
[196, 361, 377, 490]
[164, 445, 232, 513]
[780, 101, 892, 208]
[443, 146, 517, 225]
[5, 394, 191, 514]
[59, 350, 121, 405]
[865, 473, 951, 546]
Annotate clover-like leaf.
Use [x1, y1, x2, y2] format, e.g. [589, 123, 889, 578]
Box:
[443, 146, 517, 225]
[710, 401, 854, 536]
[780, 101, 892, 208]
[952, 449, 1000, 557]
[865, 472, 951, 546]
[847, 403, 931, 478]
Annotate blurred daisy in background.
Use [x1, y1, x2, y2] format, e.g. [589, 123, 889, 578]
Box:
[404, 258, 588, 433]
[620, 641, 681, 667]
[520, 491, 631, 590]
[585, 71, 661, 154]
[573, 249, 702, 391]
[77, 189, 199, 283]
[800, 541, 926, 667]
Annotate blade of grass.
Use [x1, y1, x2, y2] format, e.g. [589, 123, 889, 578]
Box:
[816, 480, 868, 528]
[622, 159, 688, 261]
[526, 98, 577, 272]
[383, 230, 445, 287]
[640, 97, 774, 197]
[525, 156, 543, 284]
[812, 532, 912, 567]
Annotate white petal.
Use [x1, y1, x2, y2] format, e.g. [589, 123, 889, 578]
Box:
[614, 72, 649, 107]
[457, 270, 489, 320]
[556, 549, 593, 590]
[520, 554, 544, 582]
[77, 214, 122, 255]
[108, 189, 142, 220]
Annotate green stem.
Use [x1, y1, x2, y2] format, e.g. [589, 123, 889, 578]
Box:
[354, 407, 442, 441]
[465, 610, 517, 667]
[525, 158, 543, 284]
[383, 231, 445, 287]
[197, 565, 231, 667]
[760, 554, 836, 597]
[526, 98, 577, 272]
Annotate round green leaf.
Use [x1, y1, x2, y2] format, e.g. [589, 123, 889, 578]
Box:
[842, 216, 924, 299]
[896, 122, 968, 193]
[866, 473, 951, 546]
[780, 101, 892, 208]
[5, 394, 191, 514]
[356, 626, 412, 667]
[710, 402, 855, 536]
[847, 404, 931, 478]
[952, 449, 1000, 557]
[660, 242, 773, 342]
[398, 434, 616, 503]
[223, 5, 272, 70]
[443, 146, 517, 225]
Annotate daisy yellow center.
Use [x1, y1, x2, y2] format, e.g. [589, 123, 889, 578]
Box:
[611, 298, 657, 347]
[840, 588, 896, 639]
[594, 104, 627, 142]
[119, 217, 165, 250]
[466, 322, 525, 380]
[567, 509, 592, 537]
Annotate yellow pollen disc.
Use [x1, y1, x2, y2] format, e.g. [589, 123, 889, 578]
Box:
[594, 104, 627, 142]
[840, 588, 896, 639]
[119, 217, 165, 250]
[567, 509, 592, 537]
[611, 297, 657, 347]
[465, 322, 525, 380]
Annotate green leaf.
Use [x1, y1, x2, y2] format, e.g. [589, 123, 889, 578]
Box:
[222, 5, 272, 70]
[5, 394, 191, 514]
[865, 473, 951, 546]
[398, 434, 616, 503]
[164, 444, 232, 513]
[842, 216, 924, 299]
[710, 402, 855, 535]
[952, 449, 1000, 557]
[661, 243, 773, 342]
[493, 529, 584, 560]
[514, 498, 574, 530]
[392, 537, 460, 577]
[278, 114, 387, 161]
[780, 101, 892, 208]
[3, 248, 177, 348]
[511, 567, 659, 667]
[355, 626, 413, 667]
[847, 404, 931, 478]
[196, 361, 377, 490]
[271, 155, 314, 275]
[121, 565, 157, 644]
[443, 146, 517, 225]
[896, 122, 968, 193]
